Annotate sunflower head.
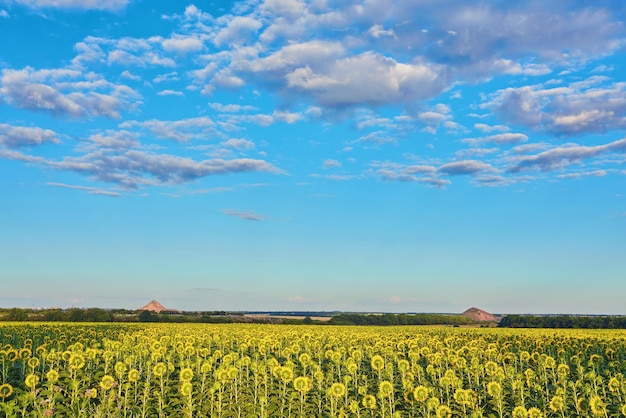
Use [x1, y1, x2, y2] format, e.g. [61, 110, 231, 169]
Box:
[371, 355, 385, 371]
[362, 394, 376, 409]
[0, 383, 13, 399]
[25, 374, 39, 389]
[179, 367, 194, 382]
[99, 375, 116, 391]
[435, 405, 452, 418]
[512, 406, 528, 418]
[46, 369, 59, 382]
[378, 381, 394, 398]
[293, 376, 312, 394]
[180, 382, 193, 397]
[413, 385, 429, 402]
[330, 382, 346, 398]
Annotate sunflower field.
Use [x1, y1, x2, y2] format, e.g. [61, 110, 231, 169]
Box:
[1, 323, 626, 417]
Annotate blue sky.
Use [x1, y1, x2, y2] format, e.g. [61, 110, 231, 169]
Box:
[1, 0, 625, 314]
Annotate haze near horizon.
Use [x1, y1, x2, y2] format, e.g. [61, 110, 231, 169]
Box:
[1, 0, 625, 314]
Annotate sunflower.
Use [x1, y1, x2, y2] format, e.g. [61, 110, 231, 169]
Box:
[46, 369, 59, 382]
[436, 405, 452, 418]
[589, 395, 606, 417]
[330, 382, 346, 398]
[426, 397, 440, 411]
[371, 355, 385, 372]
[27, 357, 40, 369]
[512, 405, 528, 418]
[413, 385, 429, 402]
[128, 368, 140, 383]
[487, 381, 502, 398]
[0, 383, 13, 399]
[179, 367, 194, 382]
[152, 362, 167, 378]
[68, 354, 85, 370]
[362, 394, 377, 409]
[180, 381, 193, 397]
[100, 375, 116, 391]
[114, 362, 126, 376]
[379, 381, 394, 398]
[549, 395, 565, 412]
[293, 376, 312, 394]
[25, 374, 39, 389]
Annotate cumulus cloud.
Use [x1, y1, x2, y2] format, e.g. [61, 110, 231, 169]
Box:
[323, 159, 341, 168]
[222, 138, 255, 150]
[157, 90, 184, 96]
[474, 123, 509, 133]
[373, 161, 439, 184]
[0, 124, 59, 148]
[1, 147, 282, 189]
[0, 67, 139, 119]
[162, 36, 204, 54]
[438, 160, 493, 175]
[486, 79, 626, 135]
[120, 117, 215, 142]
[508, 138, 626, 173]
[464, 133, 529, 146]
[209, 102, 257, 113]
[214, 16, 263, 46]
[284, 52, 448, 108]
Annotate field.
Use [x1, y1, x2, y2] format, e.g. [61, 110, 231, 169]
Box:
[1, 323, 626, 417]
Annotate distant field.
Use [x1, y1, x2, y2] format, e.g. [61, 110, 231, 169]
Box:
[1, 323, 625, 417]
[243, 313, 333, 321]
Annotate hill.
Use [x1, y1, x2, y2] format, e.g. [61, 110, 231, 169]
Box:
[462, 307, 498, 322]
[137, 300, 169, 313]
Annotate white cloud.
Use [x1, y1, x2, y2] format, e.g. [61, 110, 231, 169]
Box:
[162, 36, 204, 54]
[509, 138, 626, 173]
[120, 70, 141, 81]
[213, 16, 262, 47]
[208, 102, 257, 113]
[323, 159, 341, 168]
[464, 133, 528, 146]
[222, 209, 265, 221]
[2, 148, 283, 189]
[260, 0, 306, 19]
[474, 123, 509, 133]
[0, 124, 59, 148]
[283, 52, 448, 107]
[120, 117, 215, 142]
[157, 90, 184, 96]
[46, 182, 121, 197]
[222, 138, 255, 150]
[486, 79, 626, 135]
[14, 0, 128, 11]
[368, 24, 396, 39]
[438, 160, 493, 175]
[0, 67, 140, 119]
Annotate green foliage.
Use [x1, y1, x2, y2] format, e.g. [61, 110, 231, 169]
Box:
[329, 312, 477, 326]
[1, 324, 626, 417]
[499, 314, 626, 329]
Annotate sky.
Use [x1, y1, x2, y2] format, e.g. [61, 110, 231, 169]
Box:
[1, 0, 625, 314]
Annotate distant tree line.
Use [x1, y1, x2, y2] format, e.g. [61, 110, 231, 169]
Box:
[498, 315, 626, 329]
[328, 313, 479, 326]
[0, 308, 240, 323]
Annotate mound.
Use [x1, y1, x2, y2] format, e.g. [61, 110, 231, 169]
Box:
[137, 300, 168, 313]
[462, 307, 497, 322]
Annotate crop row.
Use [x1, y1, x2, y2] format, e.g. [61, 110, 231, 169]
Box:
[1, 324, 626, 417]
